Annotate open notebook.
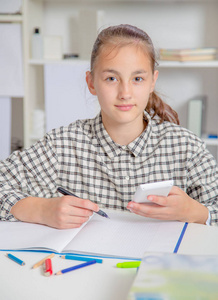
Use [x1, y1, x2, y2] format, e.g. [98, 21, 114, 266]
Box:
[0, 209, 187, 259]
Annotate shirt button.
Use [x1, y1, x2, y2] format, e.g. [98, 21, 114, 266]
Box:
[125, 176, 130, 181]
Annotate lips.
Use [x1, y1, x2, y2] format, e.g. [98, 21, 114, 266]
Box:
[115, 105, 134, 111]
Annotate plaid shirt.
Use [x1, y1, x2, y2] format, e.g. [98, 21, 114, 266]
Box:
[1, 112, 218, 224]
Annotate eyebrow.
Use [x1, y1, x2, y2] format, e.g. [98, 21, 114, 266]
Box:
[102, 69, 148, 76]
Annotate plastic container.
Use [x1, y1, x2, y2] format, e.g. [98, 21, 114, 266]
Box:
[31, 28, 43, 59]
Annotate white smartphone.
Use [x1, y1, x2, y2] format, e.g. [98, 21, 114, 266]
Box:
[133, 180, 174, 203]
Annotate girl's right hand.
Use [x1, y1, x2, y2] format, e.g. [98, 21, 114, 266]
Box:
[10, 195, 100, 229]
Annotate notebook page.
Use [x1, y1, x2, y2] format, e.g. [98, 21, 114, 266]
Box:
[64, 209, 185, 259]
[0, 219, 90, 252]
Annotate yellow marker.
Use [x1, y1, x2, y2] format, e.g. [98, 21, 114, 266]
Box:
[116, 261, 141, 268]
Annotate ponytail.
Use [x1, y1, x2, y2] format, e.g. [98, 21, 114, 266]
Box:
[146, 92, 180, 125]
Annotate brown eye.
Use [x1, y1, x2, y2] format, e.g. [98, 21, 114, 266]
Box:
[106, 77, 117, 82]
[134, 77, 143, 82]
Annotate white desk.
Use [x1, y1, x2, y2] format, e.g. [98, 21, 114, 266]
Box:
[0, 252, 136, 300]
[1, 223, 218, 300]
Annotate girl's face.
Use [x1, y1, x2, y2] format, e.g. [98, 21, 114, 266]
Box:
[86, 43, 158, 130]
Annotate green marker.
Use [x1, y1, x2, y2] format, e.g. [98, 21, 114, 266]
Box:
[116, 261, 141, 268]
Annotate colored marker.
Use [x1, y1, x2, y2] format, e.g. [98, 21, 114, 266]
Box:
[55, 260, 97, 275]
[57, 187, 109, 219]
[7, 253, 25, 266]
[32, 253, 55, 269]
[116, 261, 141, 268]
[43, 258, 53, 276]
[60, 254, 103, 264]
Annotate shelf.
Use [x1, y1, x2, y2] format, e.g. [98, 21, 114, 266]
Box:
[158, 60, 218, 68]
[28, 59, 89, 65]
[202, 138, 218, 146]
[29, 59, 218, 68]
[0, 14, 23, 23]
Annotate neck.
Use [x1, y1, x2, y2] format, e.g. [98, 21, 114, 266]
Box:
[102, 117, 147, 145]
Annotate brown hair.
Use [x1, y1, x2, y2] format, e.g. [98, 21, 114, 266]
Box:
[90, 24, 179, 125]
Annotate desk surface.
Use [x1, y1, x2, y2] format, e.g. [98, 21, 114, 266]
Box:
[1, 222, 218, 300]
[0, 252, 136, 300]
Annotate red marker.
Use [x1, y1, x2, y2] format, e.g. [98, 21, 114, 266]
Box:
[43, 258, 53, 276]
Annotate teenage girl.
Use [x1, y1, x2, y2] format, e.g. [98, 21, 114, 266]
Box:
[1, 24, 218, 228]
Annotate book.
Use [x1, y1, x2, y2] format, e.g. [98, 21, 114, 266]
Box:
[78, 9, 105, 59]
[159, 47, 217, 62]
[127, 252, 218, 300]
[160, 47, 217, 56]
[0, 209, 186, 259]
[187, 96, 207, 138]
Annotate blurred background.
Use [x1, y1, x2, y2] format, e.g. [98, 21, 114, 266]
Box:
[0, 0, 218, 160]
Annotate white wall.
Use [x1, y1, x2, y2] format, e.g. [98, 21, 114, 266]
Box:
[42, 1, 218, 134]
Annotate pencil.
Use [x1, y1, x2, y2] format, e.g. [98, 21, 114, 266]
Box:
[7, 253, 25, 266]
[32, 253, 55, 269]
[55, 259, 97, 275]
[57, 187, 110, 219]
[60, 254, 103, 263]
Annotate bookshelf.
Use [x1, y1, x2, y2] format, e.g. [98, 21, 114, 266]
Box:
[158, 61, 218, 68]
[0, 15, 23, 23]
[1, 0, 218, 159]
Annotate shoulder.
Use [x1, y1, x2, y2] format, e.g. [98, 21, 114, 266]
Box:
[151, 120, 205, 148]
[44, 118, 94, 146]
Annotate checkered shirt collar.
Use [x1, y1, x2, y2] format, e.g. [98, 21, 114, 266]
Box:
[92, 111, 152, 159]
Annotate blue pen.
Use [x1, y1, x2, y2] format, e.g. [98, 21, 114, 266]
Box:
[55, 259, 97, 275]
[57, 187, 110, 219]
[60, 254, 103, 264]
[7, 253, 25, 266]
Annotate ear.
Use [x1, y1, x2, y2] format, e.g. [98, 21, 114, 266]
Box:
[150, 70, 159, 93]
[86, 71, 97, 96]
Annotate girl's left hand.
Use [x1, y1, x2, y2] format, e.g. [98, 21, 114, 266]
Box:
[126, 186, 209, 224]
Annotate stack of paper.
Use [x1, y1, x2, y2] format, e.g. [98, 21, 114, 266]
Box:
[159, 48, 217, 62]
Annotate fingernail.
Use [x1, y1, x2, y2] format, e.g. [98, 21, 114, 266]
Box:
[127, 203, 133, 209]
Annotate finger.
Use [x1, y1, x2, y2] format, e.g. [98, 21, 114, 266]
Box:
[130, 206, 170, 220]
[61, 195, 99, 212]
[127, 201, 170, 219]
[168, 185, 183, 195]
[67, 205, 94, 218]
[54, 211, 91, 229]
[65, 215, 90, 225]
[54, 218, 89, 230]
[147, 195, 169, 207]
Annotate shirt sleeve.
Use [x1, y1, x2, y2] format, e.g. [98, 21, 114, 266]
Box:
[186, 140, 218, 226]
[0, 134, 59, 221]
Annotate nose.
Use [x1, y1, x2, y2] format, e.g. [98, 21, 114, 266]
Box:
[118, 82, 132, 100]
